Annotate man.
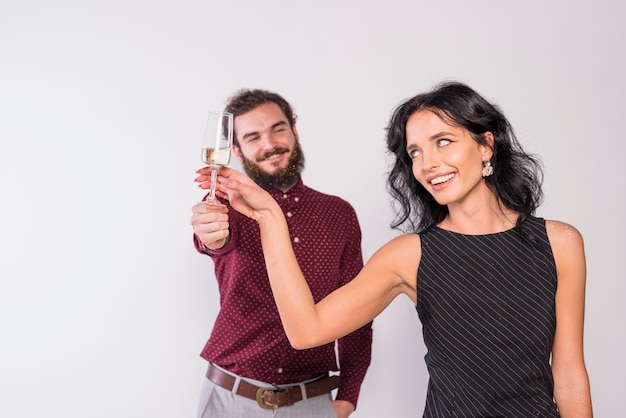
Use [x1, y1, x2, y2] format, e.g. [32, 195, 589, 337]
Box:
[190, 89, 372, 418]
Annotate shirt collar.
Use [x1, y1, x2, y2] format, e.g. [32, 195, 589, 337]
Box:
[267, 177, 306, 202]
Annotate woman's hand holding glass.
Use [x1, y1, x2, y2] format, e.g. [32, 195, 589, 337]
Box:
[197, 167, 280, 224]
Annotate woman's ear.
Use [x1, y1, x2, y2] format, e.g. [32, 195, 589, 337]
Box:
[480, 132, 495, 160]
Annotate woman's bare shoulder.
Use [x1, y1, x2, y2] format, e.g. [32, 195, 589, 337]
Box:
[545, 219, 584, 248]
[367, 233, 421, 294]
[379, 232, 422, 254]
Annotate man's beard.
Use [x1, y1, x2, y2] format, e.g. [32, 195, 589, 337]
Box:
[240, 141, 305, 190]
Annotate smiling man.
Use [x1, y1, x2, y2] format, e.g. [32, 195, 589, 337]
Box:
[190, 89, 373, 418]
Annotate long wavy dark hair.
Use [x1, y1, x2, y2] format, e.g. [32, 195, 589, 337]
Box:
[386, 81, 544, 233]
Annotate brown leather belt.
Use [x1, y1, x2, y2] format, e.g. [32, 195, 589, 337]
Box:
[206, 364, 341, 409]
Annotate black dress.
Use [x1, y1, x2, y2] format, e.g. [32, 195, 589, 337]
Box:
[417, 216, 560, 417]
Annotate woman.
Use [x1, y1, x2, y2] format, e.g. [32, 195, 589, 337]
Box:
[201, 82, 593, 417]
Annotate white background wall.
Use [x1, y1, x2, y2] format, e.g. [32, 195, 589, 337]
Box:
[1, 1, 624, 417]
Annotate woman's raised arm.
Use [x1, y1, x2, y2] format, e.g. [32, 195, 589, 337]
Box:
[217, 167, 419, 349]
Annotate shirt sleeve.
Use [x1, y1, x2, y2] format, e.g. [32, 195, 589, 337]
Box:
[334, 205, 373, 409]
[193, 233, 210, 254]
[193, 229, 238, 256]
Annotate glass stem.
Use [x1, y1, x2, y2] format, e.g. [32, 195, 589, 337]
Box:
[207, 167, 218, 203]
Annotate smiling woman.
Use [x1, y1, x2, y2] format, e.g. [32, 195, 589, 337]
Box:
[387, 82, 544, 234]
[213, 81, 594, 418]
[405, 110, 494, 207]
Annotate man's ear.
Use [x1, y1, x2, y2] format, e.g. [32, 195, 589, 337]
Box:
[232, 144, 243, 162]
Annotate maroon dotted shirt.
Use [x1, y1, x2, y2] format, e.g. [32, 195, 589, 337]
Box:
[194, 179, 373, 407]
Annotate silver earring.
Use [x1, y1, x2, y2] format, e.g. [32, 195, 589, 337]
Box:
[482, 161, 493, 177]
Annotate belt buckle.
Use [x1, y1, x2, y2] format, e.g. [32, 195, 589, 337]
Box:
[255, 386, 283, 409]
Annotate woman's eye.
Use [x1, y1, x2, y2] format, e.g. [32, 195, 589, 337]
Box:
[437, 138, 451, 147]
[409, 149, 421, 158]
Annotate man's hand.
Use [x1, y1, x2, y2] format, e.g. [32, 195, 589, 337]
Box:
[332, 400, 355, 418]
[190, 201, 230, 250]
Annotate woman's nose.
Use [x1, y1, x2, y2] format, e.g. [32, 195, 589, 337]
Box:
[421, 150, 440, 171]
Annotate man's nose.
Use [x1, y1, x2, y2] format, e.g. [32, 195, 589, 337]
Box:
[259, 132, 278, 149]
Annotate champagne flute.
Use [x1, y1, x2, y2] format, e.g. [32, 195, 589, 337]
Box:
[201, 111, 233, 205]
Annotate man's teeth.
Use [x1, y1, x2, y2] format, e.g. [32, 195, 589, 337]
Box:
[431, 174, 455, 185]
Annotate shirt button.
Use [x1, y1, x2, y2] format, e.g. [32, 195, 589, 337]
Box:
[293, 237, 300, 243]
[278, 368, 283, 374]
[282, 194, 288, 199]
[294, 197, 299, 202]
[286, 212, 293, 217]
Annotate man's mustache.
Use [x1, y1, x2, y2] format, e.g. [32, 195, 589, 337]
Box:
[257, 147, 290, 162]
